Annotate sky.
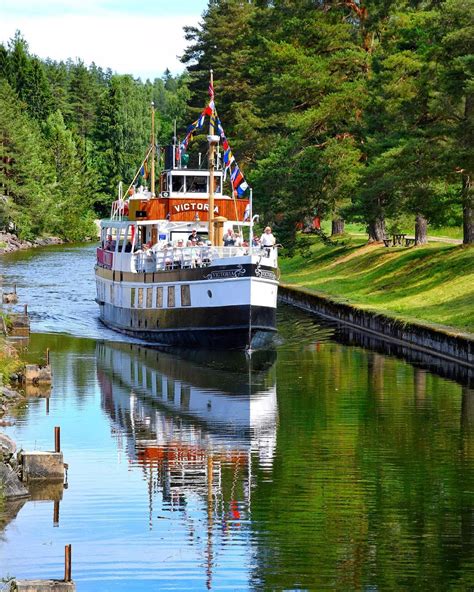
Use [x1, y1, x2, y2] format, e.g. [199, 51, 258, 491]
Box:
[0, 0, 209, 80]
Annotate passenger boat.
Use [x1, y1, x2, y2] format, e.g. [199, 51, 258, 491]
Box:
[95, 74, 279, 349]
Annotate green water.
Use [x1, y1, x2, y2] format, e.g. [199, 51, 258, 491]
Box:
[0, 244, 472, 590]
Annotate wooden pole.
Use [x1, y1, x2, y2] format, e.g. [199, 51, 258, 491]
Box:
[208, 70, 215, 245]
[54, 426, 61, 453]
[151, 102, 156, 197]
[53, 500, 60, 526]
[64, 544, 72, 582]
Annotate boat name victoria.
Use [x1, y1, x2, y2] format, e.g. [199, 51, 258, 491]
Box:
[173, 202, 220, 214]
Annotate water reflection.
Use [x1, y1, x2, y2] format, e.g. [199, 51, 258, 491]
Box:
[96, 342, 277, 589]
[334, 325, 474, 388]
[0, 272, 472, 589]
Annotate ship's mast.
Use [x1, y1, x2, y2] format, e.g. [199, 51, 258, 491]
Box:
[151, 101, 156, 196]
[207, 70, 217, 245]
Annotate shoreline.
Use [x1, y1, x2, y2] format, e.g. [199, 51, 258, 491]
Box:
[279, 284, 473, 368]
[0, 232, 64, 255]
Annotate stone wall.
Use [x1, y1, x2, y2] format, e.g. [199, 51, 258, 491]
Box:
[279, 284, 473, 367]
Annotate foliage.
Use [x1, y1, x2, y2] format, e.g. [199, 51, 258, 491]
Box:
[0, 0, 472, 245]
[0, 32, 190, 237]
[183, 0, 473, 245]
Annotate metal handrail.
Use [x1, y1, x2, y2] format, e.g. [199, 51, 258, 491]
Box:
[131, 245, 278, 273]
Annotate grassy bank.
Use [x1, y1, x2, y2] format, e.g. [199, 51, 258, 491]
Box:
[279, 238, 474, 334]
[319, 221, 463, 241]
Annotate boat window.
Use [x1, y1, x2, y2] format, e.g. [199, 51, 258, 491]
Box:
[168, 286, 175, 307]
[124, 226, 133, 252]
[131, 287, 136, 308]
[155, 374, 162, 396]
[167, 380, 174, 401]
[146, 288, 153, 308]
[181, 385, 190, 410]
[186, 176, 208, 193]
[138, 288, 144, 308]
[181, 285, 191, 307]
[172, 176, 185, 193]
[156, 287, 163, 308]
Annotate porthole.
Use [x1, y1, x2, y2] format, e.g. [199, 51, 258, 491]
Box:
[207, 290, 212, 298]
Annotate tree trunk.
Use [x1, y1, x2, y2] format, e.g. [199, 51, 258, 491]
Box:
[462, 92, 473, 244]
[367, 216, 386, 242]
[415, 214, 428, 245]
[331, 217, 345, 236]
[462, 173, 474, 245]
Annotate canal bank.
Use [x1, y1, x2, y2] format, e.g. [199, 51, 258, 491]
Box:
[279, 284, 473, 367]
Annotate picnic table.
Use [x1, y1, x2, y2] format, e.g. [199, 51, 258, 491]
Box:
[392, 233, 406, 246]
[383, 233, 415, 247]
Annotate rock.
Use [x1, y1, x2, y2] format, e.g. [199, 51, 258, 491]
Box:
[8, 456, 19, 471]
[14, 580, 76, 591]
[0, 432, 17, 455]
[1, 386, 19, 399]
[0, 462, 29, 498]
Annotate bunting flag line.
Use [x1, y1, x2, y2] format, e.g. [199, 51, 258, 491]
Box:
[237, 180, 249, 197]
[223, 149, 235, 168]
[230, 165, 244, 189]
[178, 101, 249, 197]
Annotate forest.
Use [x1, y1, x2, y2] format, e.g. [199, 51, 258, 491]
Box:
[0, 0, 472, 245]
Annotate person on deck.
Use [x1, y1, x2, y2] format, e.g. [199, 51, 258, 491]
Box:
[188, 228, 202, 242]
[260, 227, 276, 256]
[260, 226, 276, 247]
[223, 228, 235, 247]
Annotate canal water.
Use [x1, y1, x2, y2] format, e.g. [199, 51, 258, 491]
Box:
[0, 244, 473, 591]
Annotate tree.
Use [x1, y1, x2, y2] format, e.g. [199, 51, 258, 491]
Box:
[43, 110, 95, 239]
[434, 0, 474, 244]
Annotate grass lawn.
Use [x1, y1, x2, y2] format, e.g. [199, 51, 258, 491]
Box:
[319, 220, 463, 241]
[279, 237, 474, 334]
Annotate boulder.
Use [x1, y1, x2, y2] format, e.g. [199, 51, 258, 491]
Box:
[0, 462, 29, 498]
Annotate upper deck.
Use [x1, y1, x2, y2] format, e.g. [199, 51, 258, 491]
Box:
[121, 145, 249, 224]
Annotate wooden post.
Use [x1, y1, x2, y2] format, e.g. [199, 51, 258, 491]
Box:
[46, 348, 50, 366]
[53, 500, 60, 526]
[64, 544, 72, 582]
[24, 304, 28, 316]
[54, 426, 61, 453]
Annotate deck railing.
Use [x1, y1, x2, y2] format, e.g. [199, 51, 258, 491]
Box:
[97, 245, 278, 273]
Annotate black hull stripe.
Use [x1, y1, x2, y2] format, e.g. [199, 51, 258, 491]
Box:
[99, 303, 276, 349]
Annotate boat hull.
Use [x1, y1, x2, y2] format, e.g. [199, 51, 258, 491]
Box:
[98, 302, 276, 349]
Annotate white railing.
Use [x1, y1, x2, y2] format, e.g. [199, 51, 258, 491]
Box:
[131, 245, 278, 273]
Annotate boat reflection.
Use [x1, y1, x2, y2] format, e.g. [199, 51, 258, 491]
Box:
[96, 341, 277, 588]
